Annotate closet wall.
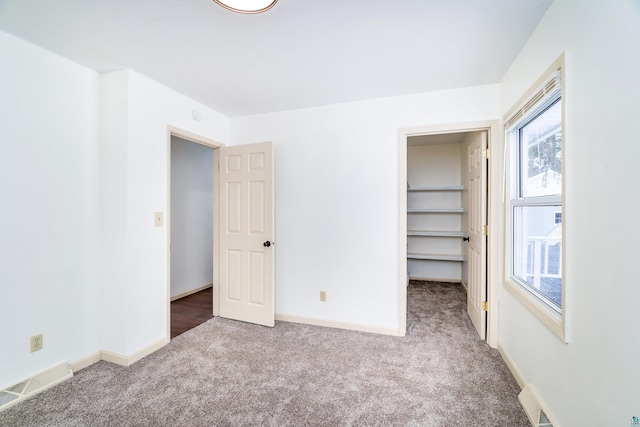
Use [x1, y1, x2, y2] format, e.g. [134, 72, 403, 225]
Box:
[407, 133, 479, 285]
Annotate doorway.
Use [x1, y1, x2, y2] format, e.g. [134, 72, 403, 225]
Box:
[398, 121, 500, 345]
[168, 130, 219, 339]
[166, 129, 276, 340]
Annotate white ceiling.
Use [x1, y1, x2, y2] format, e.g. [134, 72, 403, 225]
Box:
[0, 0, 552, 117]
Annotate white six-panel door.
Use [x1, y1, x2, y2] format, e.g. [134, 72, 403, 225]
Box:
[467, 132, 487, 339]
[219, 142, 274, 327]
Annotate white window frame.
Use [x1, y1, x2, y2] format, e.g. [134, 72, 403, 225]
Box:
[503, 54, 566, 342]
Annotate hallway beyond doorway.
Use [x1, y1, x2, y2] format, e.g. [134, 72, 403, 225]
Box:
[171, 287, 213, 338]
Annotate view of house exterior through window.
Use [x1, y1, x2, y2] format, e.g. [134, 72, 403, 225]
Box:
[511, 97, 563, 311]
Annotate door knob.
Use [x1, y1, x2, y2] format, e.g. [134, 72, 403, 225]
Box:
[463, 236, 470, 242]
[263, 241, 271, 247]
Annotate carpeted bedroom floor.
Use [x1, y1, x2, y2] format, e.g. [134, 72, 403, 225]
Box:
[0, 281, 529, 426]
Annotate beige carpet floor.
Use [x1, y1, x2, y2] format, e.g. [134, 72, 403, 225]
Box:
[0, 281, 529, 426]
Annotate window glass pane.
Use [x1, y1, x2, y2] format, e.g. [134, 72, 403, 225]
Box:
[513, 205, 562, 310]
[519, 99, 562, 198]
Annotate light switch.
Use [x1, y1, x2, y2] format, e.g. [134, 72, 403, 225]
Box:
[154, 212, 163, 227]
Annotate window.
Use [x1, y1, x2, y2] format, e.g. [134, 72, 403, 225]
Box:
[512, 96, 562, 310]
[504, 56, 565, 340]
[554, 211, 562, 225]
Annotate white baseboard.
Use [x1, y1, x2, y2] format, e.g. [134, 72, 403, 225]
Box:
[100, 350, 129, 366]
[276, 313, 399, 336]
[409, 276, 462, 283]
[497, 341, 527, 390]
[70, 351, 102, 373]
[6, 337, 170, 410]
[101, 337, 170, 367]
[127, 337, 169, 365]
[170, 283, 213, 301]
[498, 342, 561, 426]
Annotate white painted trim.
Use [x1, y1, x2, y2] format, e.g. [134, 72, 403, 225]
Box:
[127, 337, 170, 365]
[69, 351, 102, 373]
[398, 133, 408, 337]
[166, 128, 172, 341]
[101, 337, 169, 367]
[497, 341, 527, 390]
[71, 336, 168, 373]
[502, 54, 567, 344]
[503, 53, 565, 126]
[170, 283, 213, 301]
[100, 350, 128, 366]
[276, 313, 400, 336]
[168, 126, 222, 148]
[409, 276, 462, 284]
[399, 120, 501, 348]
[167, 132, 172, 343]
[212, 150, 221, 318]
[486, 121, 502, 348]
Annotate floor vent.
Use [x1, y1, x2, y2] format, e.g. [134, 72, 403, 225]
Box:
[519, 384, 559, 426]
[0, 363, 72, 412]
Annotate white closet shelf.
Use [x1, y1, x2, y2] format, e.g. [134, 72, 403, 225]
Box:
[408, 185, 464, 192]
[407, 208, 464, 213]
[407, 230, 465, 237]
[407, 253, 464, 262]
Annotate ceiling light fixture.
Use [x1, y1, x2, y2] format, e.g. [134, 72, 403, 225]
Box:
[213, 0, 278, 14]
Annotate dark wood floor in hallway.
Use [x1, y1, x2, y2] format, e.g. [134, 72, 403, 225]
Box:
[171, 287, 213, 339]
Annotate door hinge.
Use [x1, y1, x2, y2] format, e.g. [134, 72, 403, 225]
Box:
[482, 225, 488, 235]
[482, 301, 488, 312]
[484, 148, 489, 159]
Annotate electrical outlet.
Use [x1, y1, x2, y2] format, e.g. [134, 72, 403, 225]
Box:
[30, 334, 43, 353]
[154, 212, 163, 227]
[320, 291, 326, 302]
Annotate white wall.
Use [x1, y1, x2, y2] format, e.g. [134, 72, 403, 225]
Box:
[100, 70, 228, 355]
[0, 31, 101, 388]
[498, 0, 640, 424]
[99, 70, 130, 355]
[230, 85, 500, 331]
[0, 32, 229, 388]
[407, 143, 463, 282]
[170, 137, 214, 298]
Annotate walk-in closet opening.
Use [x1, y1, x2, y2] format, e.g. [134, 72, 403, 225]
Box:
[406, 130, 488, 339]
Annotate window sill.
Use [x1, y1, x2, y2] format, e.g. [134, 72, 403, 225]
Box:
[504, 279, 567, 343]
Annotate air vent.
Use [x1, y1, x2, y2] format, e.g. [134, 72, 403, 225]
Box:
[0, 363, 72, 412]
[519, 385, 559, 426]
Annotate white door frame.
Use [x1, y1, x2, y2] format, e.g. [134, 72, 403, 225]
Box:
[166, 126, 223, 341]
[398, 120, 501, 347]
